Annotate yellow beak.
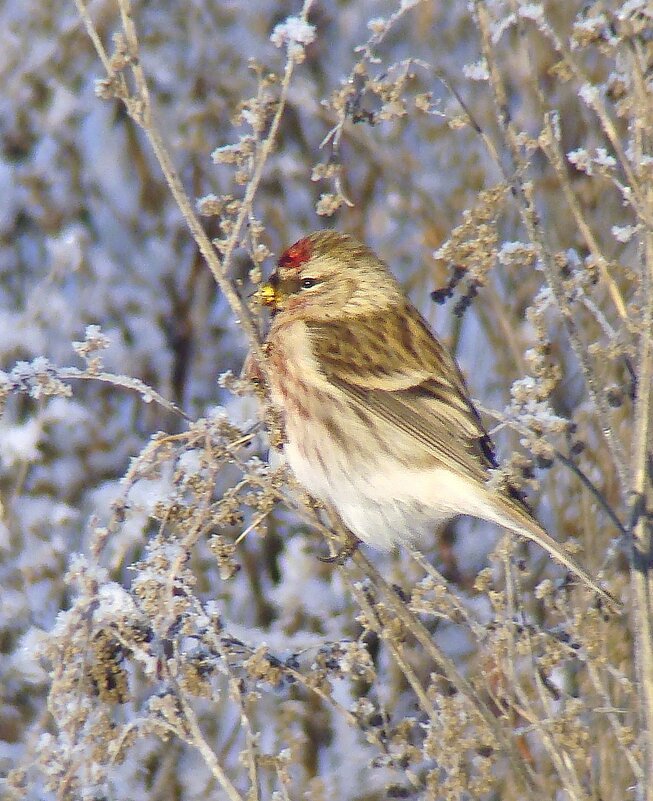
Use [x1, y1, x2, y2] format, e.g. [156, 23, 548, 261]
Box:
[258, 282, 277, 307]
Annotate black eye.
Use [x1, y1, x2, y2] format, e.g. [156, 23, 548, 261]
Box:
[300, 277, 318, 289]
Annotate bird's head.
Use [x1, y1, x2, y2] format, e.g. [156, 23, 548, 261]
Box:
[259, 231, 403, 322]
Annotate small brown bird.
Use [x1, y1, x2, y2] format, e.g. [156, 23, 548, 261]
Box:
[251, 230, 618, 608]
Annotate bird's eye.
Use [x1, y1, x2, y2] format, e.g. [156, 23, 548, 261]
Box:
[300, 277, 318, 289]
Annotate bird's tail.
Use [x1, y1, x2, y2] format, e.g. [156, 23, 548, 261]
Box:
[488, 495, 621, 612]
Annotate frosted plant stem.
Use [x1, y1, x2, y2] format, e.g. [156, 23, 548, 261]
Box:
[474, 0, 630, 493]
[114, 0, 265, 365]
[346, 576, 436, 716]
[59, 368, 191, 421]
[77, 0, 313, 388]
[176, 690, 246, 801]
[347, 547, 540, 795]
[539, 115, 628, 322]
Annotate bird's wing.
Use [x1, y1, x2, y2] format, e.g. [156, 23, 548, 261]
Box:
[308, 305, 496, 481]
[309, 307, 622, 610]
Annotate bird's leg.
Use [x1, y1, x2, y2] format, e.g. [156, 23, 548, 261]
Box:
[318, 528, 360, 564]
[318, 503, 361, 564]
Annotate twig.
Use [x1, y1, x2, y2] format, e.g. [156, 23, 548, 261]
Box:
[628, 162, 653, 801]
[58, 367, 191, 421]
[476, 401, 627, 539]
[539, 113, 628, 322]
[473, 0, 630, 493]
[174, 691, 246, 801]
[347, 548, 539, 794]
[113, 0, 265, 363]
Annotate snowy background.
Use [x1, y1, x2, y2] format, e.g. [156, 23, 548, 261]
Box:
[0, 1, 646, 799]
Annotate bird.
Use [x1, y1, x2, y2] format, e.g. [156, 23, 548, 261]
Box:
[247, 230, 619, 609]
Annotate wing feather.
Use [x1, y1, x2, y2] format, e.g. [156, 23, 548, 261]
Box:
[306, 303, 621, 609]
[308, 305, 494, 481]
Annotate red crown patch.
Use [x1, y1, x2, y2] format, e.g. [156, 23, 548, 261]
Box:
[278, 238, 312, 270]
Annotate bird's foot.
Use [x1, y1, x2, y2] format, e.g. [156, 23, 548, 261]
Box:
[318, 532, 360, 565]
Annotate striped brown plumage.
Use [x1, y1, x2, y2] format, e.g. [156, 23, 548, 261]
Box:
[250, 230, 618, 609]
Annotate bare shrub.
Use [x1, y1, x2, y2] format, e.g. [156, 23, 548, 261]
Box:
[1, 1, 650, 799]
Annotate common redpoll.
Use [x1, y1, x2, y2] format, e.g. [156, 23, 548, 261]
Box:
[250, 231, 618, 608]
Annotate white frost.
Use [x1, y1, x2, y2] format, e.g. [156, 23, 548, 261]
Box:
[0, 418, 42, 467]
[612, 224, 638, 243]
[270, 16, 316, 57]
[519, 4, 544, 22]
[462, 60, 489, 81]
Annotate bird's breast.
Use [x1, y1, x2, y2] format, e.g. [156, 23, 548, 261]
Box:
[265, 323, 375, 500]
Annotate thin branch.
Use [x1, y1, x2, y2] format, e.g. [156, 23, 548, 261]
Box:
[473, 0, 630, 493]
[113, 0, 265, 364]
[347, 548, 539, 795]
[539, 113, 628, 322]
[166, 694, 246, 801]
[345, 576, 438, 720]
[476, 401, 627, 539]
[59, 367, 191, 421]
[629, 165, 653, 801]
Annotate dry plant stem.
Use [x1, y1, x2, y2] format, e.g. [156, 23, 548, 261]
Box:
[482, 284, 528, 375]
[311, 505, 537, 791]
[539, 19, 653, 794]
[346, 577, 438, 721]
[231, 680, 261, 801]
[321, 0, 427, 152]
[164, 638, 246, 801]
[345, 549, 538, 794]
[585, 660, 643, 781]
[506, 562, 587, 800]
[164, 694, 246, 801]
[553, 451, 627, 539]
[58, 367, 191, 421]
[539, 116, 627, 322]
[630, 232, 653, 801]
[114, 0, 264, 362]
[477, 402, 626, 540]
[407, 547, 485, 635]
[543, 16, 650, 228]
[498, 555, 529, 765]
[626, 39, 653, 800]
[76, 0, 313, 376]
[529, 671, 587, 801]
[474, 0, 630, 493]
[506, 0, 627, 322]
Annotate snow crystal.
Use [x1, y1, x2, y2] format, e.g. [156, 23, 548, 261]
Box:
[612, 224, 638, 243]
[594, 147, 616, 168]
[617, 0, 653, 21]
[13, 627, 49, 684]
[567, 147, 593, 175]
[177, 449, 202, 474]
[95, 582, 136, 619]
[490, 12, 516, 43]
[270, 16, 316, 58]
[196, 193, 219, 212]
[578, 82, 599, 106]
[367, 17, 387, 34]
[497, 241, 536, 265]
[519, 4, 545, 22]
[462, 60, 489, 81]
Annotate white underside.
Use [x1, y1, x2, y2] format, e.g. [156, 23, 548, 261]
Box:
[271, 319, 508, 551]
[284, 438, 500, 551]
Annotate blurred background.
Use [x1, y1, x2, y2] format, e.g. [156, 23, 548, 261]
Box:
[0, 1, 641, 799]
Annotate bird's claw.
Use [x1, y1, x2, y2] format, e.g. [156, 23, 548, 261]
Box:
[318, 536, 360, 565]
